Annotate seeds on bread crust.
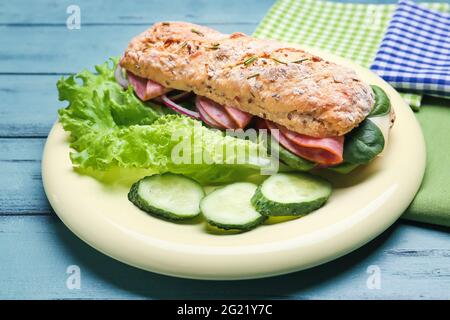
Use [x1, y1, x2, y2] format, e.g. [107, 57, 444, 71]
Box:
[120, 22, 374, 137]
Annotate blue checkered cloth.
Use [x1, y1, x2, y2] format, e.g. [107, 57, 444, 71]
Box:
[370, 0, 450, 99]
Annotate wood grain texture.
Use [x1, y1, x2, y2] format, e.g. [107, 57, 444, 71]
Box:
[0, 76, 60, 137]
[0, 216, 448, 299]
[0, 139, 50, 214]
[0, 0, 274, 24]
[0, 0, 449, 299]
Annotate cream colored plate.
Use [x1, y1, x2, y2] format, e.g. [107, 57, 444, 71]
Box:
[42, 47, 426, 280]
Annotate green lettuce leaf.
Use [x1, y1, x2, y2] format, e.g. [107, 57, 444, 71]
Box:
[57, 58, 271, 184]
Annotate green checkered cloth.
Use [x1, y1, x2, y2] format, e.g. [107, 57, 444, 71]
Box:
[253, 0, 450, 111]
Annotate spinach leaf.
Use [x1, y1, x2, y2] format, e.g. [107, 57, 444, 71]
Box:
[370, 85, 391, 116]
[343, 119, 385, 164]
[328, 162, 359, 174]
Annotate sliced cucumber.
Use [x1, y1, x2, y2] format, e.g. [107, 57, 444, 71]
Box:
[128, 173, 204, 220]
[200, 182, 266, 230]
[251, 173, 332, 216]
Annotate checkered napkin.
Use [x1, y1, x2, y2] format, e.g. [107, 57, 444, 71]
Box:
[370, 0, 450, 100]
[253, 0, 449, 110]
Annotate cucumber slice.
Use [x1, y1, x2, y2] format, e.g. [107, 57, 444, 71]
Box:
[200, 182, 266, 230]
[251, 173, 331, 216]
[128, 173, 204, 220]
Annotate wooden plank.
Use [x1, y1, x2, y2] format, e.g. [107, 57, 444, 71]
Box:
[0, 215, 448, 299]
[0, 138, 50, 214]
[0, 0, 274, 24]
[0, 75, 60, 137]
[0, 24, 260, 74]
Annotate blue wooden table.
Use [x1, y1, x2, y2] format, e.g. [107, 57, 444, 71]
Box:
[1, 0, 449, 300]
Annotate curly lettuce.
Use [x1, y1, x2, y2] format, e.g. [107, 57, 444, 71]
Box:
[57, 58, 271, 184]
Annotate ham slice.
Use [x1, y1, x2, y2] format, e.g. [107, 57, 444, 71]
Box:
[254, 117, 269, 130]
[196, 96, 237, 129]
[195, 97, 225, 129]
[265, 120, 344, 166]
[127, 71, 169, 101]
[224, 106, 253, 128]
[196, 96, 253, 129]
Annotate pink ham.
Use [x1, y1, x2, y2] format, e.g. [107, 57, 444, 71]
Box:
[254, 117, 269, 130]
[127, 71, 170, 101]
[224, 106, 253, 128]
[196, 96, 237, 129]
[195, 97, 225, 129]
[265, 120, 344, 166]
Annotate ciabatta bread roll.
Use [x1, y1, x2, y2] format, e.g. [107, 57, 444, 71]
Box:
[120, 22, 374, 138]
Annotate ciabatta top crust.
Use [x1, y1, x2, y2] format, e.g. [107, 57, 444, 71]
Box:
[121, 22, 374, 137]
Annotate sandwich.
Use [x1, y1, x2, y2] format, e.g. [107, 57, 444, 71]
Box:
[55, 22, 396, 230]
[58, 21, 394, 182]
[118, 22, 394, 172]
